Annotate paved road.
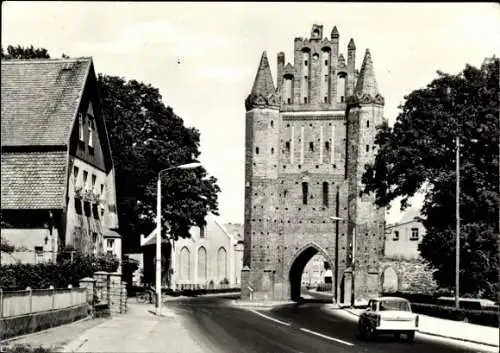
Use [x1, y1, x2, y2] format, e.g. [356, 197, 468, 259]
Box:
[169, 294, 494, 353]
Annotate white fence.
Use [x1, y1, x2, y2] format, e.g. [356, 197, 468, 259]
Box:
[0, 287, 88, 318]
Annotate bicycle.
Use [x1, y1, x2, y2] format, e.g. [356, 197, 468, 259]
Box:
[136, 290, 156, 304]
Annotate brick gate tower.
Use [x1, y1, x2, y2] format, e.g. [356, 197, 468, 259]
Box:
[241, 24, 386, 304]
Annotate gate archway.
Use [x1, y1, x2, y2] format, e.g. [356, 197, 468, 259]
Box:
[287, 243, 334, 301]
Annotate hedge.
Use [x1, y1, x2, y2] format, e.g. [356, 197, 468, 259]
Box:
[0, 252, 119, 290]
[411, 303, 499, 327]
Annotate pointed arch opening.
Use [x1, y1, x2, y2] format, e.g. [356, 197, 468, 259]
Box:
[197, 246, 207, 284]
[217, 247, 228, 283]
[179, 246, 191, 282]
[288, 243, 334, 302]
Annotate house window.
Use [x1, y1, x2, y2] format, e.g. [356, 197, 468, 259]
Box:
[92, 232, 98, 243]
[287, 98, 291, 104]
[302, 182, 308, 205]
[366, 145, 370, 152]
[270, 120, 274, 128]
[200, 226, 205, 238]
[34, 246, 44, 263]
[78, 113, 85, 141]
[100, 207, 105, 217]
[309, 142, 314, 152]
[100, 184, 104, 195]
[88, 117, 94, 148]
[91, 174, 96, 189]
[322, 182, 329, 207]
[73, 166, 79, 181]
[324, 96, 328, 103]
[304, 97, 308, 104]
[367, 120, 370, 128]
[271, 148, 274, 154]
[325, 60, 328, 66]
[325, 141, 330, 151]
[304, 60, 308, 67]
[106, 239, 115, 249]
[92, 204, 100, 219]
[285, 141, 290, 152]
[393, 231, 399, 241]
[410, 228, 419, 241]
[75, 199, 82, 214]
[83, 171, 88, 188]
[255, 147, 259, 154]
[107, 250, 113, 256]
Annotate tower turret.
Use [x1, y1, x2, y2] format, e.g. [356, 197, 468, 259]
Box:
[346, 38, 356, 97]
[345, 48, 385, 301]
[242, 52, 281, 300]
[331, 26, 339, 56]
[277, 52, 285, 90]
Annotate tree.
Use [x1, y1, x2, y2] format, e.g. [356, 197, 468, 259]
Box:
[97, 75, 220, 252]
[362, 57, 499, 298]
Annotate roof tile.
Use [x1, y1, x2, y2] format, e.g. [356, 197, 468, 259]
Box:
[1, 151, 67, 209]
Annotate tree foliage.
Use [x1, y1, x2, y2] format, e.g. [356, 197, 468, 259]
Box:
[97, 75, 220, 252]
[1, 44, 221, 253]
[362, 57, 499, 298]
[1, 45, 50, 59]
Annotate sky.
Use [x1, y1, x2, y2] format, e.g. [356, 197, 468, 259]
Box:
[2, 2, 499, 224]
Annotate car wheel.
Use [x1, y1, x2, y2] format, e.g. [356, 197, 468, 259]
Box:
[393, 332, 401, 341]
[358, 322, 366, 340]
[367, 325, 377, 341]
[407, 331, 415, 344]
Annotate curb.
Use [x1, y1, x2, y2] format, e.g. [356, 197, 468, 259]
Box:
[416, 331, 499, 348]
[229, 300, 296, 311]
[0, 315, 94, 344]
[339, 308, 498, 348]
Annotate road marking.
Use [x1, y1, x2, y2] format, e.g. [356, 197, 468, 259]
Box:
[249, 309, 291, 326]
[299, 328, 354, 346]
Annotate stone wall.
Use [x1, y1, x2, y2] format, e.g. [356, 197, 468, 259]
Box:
[79, 271, 127, 315]
[379, 257, 438, 294]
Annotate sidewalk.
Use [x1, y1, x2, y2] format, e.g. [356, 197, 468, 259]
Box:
[325, 306, 499, 348]
[59, 302, 212, 352]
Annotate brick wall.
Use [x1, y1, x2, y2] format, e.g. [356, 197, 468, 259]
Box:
[242, 25, 385, 303]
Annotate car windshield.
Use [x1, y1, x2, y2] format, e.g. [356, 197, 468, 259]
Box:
[379, 300, 410, 312]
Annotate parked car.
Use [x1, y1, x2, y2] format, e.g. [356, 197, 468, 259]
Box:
[358, 297, 419, 343]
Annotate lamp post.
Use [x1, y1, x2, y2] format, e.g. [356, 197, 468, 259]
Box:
[330, 216, 344, 304]
[155, 161, 202, 316]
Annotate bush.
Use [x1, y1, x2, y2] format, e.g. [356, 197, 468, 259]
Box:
[411, 303, 499, 327]
[0, 251, 120, 290]
[5, 344, 53, 353]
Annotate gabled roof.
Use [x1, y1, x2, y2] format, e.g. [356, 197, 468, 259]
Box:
[1, 151, 67, 209]
[1, 58, 92, 147]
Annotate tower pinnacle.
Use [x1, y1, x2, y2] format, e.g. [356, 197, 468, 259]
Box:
[350, 49, 384, 105]
[245, 51, 278, 111]
[331, 26, 339, 38]
[348, 38, 356, 50]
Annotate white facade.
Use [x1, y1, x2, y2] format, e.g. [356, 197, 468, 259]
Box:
[174, 214, 240, 288]
[384, 208, 425, 260]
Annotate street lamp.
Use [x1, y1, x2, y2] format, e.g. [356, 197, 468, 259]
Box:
[155, 161, 202, 316]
